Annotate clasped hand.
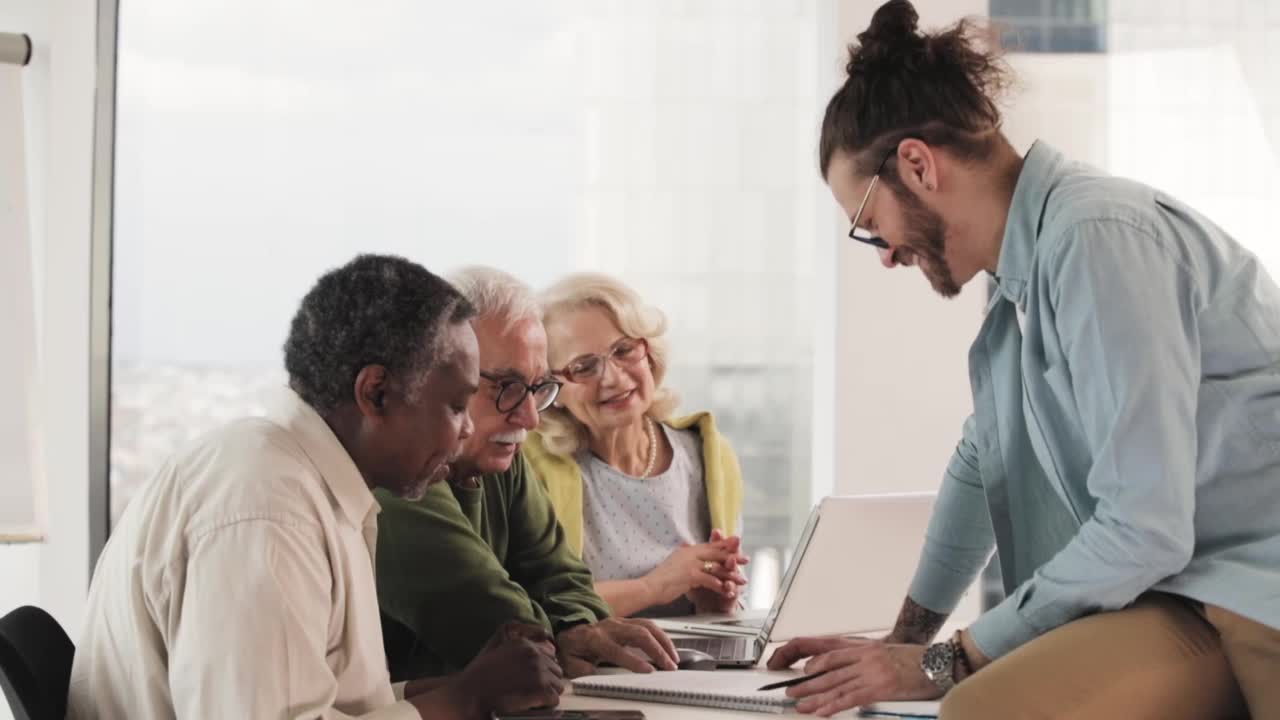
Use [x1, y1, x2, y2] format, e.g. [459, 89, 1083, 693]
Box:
[647, 528, 749, 613]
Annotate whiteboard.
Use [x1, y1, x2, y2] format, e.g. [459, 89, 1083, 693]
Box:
[0, 63, 43, 541]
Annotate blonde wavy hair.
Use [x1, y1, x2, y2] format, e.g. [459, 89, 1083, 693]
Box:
[538, 273, 680, 457]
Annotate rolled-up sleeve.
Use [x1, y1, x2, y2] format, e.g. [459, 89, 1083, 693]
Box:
[909, 415, 997, 614]
[970, 221, 1201, 659]
[170, 518, 417, 719]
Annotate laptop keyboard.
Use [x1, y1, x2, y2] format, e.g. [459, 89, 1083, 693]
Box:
[672, 635, 755, 661]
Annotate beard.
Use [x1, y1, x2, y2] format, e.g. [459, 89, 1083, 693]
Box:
[896, 187, 961, 298]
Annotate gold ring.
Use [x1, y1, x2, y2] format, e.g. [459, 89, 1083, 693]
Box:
[702, 561, 716, 573]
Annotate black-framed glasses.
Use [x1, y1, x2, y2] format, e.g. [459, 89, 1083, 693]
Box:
[554, 337, 649, 384]
[847, 143, 900, 250]
[481, 372, 562, 414]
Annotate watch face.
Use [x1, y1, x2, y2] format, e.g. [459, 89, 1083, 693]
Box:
[922, 641, 955, 680]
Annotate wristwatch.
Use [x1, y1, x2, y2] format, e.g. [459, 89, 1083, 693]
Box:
[920, 638, 958, 693]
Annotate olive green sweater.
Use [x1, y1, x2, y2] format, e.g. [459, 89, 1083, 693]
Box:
[375, 454, 610, 680]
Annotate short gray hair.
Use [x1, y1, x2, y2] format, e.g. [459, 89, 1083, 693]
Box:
[285, 254, 475, 415]
[447, 266, 541, 328]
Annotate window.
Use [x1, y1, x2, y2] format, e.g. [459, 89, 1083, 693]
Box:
[1105, 0, 1280, 269]
[991, 0, 1107, 53]
[110, 0, 831, 607]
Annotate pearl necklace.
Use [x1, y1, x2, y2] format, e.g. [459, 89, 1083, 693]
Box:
[641, 417, 658, 478]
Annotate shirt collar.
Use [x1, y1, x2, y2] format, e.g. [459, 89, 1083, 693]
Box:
[263, 386, 380, 529]
[993, 140, 1067, 308]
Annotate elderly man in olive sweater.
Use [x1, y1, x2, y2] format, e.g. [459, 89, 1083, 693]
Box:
[376, 266, 678, 681]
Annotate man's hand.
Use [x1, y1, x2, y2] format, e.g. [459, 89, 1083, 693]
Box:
[484, 621, 558, 656]
[766, 636, 940, 717]
[556, 618, 679, 677]
[441, 623, 565, 717]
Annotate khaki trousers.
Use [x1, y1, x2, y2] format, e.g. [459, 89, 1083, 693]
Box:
[941, 594, 1280, 719]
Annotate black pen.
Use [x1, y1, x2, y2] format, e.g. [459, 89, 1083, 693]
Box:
[757, 671, 827, 691]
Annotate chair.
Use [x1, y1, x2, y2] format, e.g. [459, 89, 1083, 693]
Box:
[0, 606, 75, 720]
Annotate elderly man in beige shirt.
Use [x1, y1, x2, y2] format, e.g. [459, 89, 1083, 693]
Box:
[67, 255, 563, 719]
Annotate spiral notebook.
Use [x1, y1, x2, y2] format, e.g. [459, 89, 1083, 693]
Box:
[570, 670, 797, 713]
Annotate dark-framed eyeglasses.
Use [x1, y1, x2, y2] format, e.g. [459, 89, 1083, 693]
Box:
[481, 372, 562, 414]
[554, 337, 649, 384]
[847, 142, 901, 250]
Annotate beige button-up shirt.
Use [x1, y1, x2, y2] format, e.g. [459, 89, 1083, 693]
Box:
[67, 388, 418, 719]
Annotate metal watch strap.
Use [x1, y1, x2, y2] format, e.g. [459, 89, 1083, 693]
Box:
[921, 638, 957, 693]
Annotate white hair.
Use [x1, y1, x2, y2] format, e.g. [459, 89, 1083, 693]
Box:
[447, 266, 541, 328]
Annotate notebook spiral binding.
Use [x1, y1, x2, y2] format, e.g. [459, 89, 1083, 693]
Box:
[572, 681, 794, 714]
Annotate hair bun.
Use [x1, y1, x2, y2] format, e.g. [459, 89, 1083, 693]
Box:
[853, 0, 922, 68]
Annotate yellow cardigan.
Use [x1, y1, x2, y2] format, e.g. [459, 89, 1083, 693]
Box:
[523, 412, 744, 557]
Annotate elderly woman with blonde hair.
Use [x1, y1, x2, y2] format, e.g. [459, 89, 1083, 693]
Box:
[524, 273, 748, 618]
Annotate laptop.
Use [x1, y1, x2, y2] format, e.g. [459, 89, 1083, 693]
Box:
[665, 492, 937, 667]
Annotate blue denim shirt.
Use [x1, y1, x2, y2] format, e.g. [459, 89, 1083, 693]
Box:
[908, 141, 1280, 659]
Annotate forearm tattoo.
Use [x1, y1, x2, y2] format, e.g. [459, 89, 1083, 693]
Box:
[885, 596, 949, 645]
